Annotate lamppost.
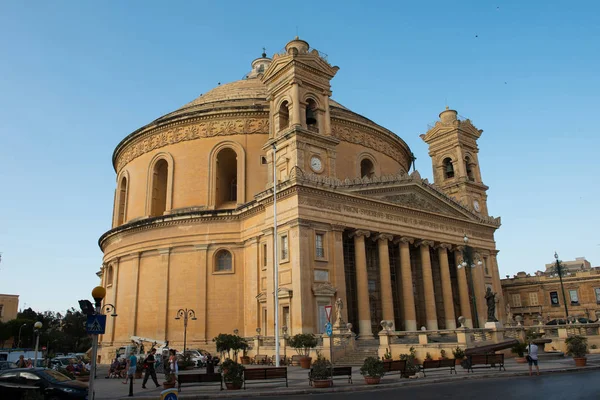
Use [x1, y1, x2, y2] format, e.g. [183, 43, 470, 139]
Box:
[458, 234, 483, 328]
[17, 323, 26, 348]
[553, 252, 570, 322]
[175, 309, 197, 353]
[33, 322, 42, 367]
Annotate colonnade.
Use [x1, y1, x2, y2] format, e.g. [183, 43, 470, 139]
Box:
[349, 230, 487, 338]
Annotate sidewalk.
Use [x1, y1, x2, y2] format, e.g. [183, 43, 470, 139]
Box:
[94, 355, 600, 400]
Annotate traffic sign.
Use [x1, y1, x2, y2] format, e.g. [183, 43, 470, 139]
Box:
[86, 315, 106, 334]
[324, 305, 332, 321]
[42, 346, 47, 350]
[325, 322, 333, 337]
[160, 389, 178, 400]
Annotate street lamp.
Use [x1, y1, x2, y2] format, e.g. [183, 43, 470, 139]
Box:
[458, 234, 483, 328]
[175, 308, 197, 353]
[553, 252, 570, 322]
[17, 323, 26, 348]
[33, 322, 42, 367]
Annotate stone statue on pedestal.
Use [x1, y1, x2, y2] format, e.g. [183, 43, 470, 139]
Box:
[485, 287, 498, 322]
[334, 298, 345, 327]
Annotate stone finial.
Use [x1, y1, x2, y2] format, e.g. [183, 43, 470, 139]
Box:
[515, 315, 523, 326]
[346, 323, 353, 332]
[439, 108, 458, 124]
[458, 316, 466, 328]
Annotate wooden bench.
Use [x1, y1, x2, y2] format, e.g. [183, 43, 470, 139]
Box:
[252, 355, 269, 365]
[421, 359, 457, 377]
[466, 354, 505, 373]
[308, 366, 353, 386]
[383, 360, 407, 378]
[289, 355, 304, 366]
[177, 372, 223, 391]
[243, 367, 288, 389]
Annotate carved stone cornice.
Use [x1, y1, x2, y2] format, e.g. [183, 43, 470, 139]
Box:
[374, 233, 394, 242]
[348, 229, 370, 239]
[330, 224, 346, 232]
[158, 248, 171, 256]
[454, 245, 466, 252]
[437, 243, 453, 250]
[393, 236, 415, 245]
[416, 240, 434, 248]
[194, 244, 209, 251]
[312, 282, 337, 297]
[256, 291, 267, 303]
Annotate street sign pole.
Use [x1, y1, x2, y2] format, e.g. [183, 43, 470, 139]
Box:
[89, 303, 101, 400]
[325, 306, 334, 378]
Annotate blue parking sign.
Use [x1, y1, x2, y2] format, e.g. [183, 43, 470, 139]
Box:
[86, 315, 106, 334]
[325, 322, 333, 337]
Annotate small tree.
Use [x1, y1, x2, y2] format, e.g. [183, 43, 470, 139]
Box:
[288, 334, 318, 357]
[511, 341, 528, 357]
[213, 333, 248, 361]
[565, 335, 588, 358]
[452, 347, 465, 360]
[360, 356, 385, 378]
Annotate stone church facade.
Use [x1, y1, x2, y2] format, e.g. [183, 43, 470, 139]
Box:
[97, 38, 503, 359]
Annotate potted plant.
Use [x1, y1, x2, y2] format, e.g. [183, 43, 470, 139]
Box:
[439, 349, 447, 360]
[399, 347, 418, 377]
[424, 352, 433, 361]
[310, 355, 332, 388]
[511, 341, 528, 363]
[219, 359, 245, 390]
[360, 356, 385, 384]
[289, 333, 318, 369]
[239, 341, 251, 365]
[452, 347, 465, 366]
[382, 348, 393, 361]
[213, 333, 248, 362]
[565, 335, 588, 366]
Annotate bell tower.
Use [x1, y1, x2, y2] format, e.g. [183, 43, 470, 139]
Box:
[420, 107, 490, 216]
[261, 37, 340, 183]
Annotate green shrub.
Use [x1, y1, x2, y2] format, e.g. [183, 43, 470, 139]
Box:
[511, 342, 528, 357]
[311, 353, 331, 380]
[360, 356, 385, 378]
[399, 346, 418, 377]
[565, 335, 588, 358]
[288, 333, 318, 356]
[452, 347, 465, 360]
[219, 358, 245, 386]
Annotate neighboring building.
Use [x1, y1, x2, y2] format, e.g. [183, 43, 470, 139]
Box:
[544, 257, 592, 275]
[501, 262, 600, 326]
[97, 38, 503, 360]
[0, 294, 19, 322]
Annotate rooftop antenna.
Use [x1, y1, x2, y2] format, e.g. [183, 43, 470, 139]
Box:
[262, 47, 266, 58]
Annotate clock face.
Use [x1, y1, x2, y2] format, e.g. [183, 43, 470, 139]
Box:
[310, 156, 323, 172]
[473, 200, 481, 212]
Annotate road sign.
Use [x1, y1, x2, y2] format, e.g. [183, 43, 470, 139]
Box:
[325, 322, 333, 337]
[86, 315, 106, 334]
[42, 346, 47, 350]
[324, 305, 332, 321]
[160, 389, 178, 400]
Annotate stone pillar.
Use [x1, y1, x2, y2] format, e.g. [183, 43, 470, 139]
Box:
[291, 80, 301, 127]
[437, 245, 456, 329]
[130, 253, 141, 336]
[331, 225, 348, 324]
[351, 230, 373, 339]
[194, 244, 209, 340]
[419, 241, 438, 330]
[472, 260, 487, 328]
[376, 234, 395, 330]
[490, 251, 505, 325]
[454, 249, 473, 328]
[110, 259, 120, 343]
[397, 237, 416, 331]
[157, 248, 171, 341]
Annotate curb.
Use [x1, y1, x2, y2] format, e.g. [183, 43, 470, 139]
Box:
[116, 364, 600, 399]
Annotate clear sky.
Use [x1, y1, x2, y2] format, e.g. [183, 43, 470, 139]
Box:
[0, 1, 598, 313]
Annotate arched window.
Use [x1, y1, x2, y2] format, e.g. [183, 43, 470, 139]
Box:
[215, 250, 233, 272]
[360, 158, 375, 178]
[116, 176, 128, 225]
[443, 158, 454, 179]
[216, 148, 237, 208]
[306, 99, 318, 131]
[278, 101, 289, 132]
[150, 159, 168, 217]
[465, 157, 475, 181]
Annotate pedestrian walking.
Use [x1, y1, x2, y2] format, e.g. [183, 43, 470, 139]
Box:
[122, 351, 137, 385]
[141, 348, 160, 389]
[16, 355, 27, 368]
[527, 341, 539, 376]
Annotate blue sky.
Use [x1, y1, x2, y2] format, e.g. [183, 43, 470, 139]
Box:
[0, 1, 598, 313]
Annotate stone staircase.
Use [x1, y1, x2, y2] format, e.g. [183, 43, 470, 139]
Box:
[334, 339, 379, 366]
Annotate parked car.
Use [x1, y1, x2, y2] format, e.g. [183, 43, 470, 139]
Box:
[50, 357, 78, 370]
[0, 368, 88, 399]
[177, 350, 207, 368]
[0, 361, 16, 370]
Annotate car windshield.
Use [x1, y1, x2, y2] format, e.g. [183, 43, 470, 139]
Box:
[40, 369, 72, 382]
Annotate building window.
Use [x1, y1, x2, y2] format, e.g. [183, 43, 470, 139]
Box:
[260, 156, 268, 165]
[595, 288, 600, 304]
[262, 308, 268, 335]
[360, 158, 375, 178]
[262, 243, 268, 269]
[443, 158, 454, 179]
[282, 306, 290, 335]
[150, 159, 168, 217]
[278, 101, 289, 131]
[0, 304, 3, 318]
[465, 157, 475, 181]
[511, 293, 522, 307]
[215, 250, 233, 272]
[280, 235, 289, 261]
[305, 98, 318, 132]
[550, 291, 559, 306]
[216, 148, 238, 207]
[529, 292, 539, 306]
[569, 289, 579, 305]
[315, 233, 325, 259]
[116, 175, 128, 225]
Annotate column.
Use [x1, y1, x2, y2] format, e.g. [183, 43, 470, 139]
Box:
[490, 251, 505, 325]
[377, 234, 395, 330]
[331, 225, 348, 324]
[397, 238, 416, 331]
[352, 230, 373, 339]
[418, 241, 438, 330]
[473, 259, 487, 328]
[130, 253, 141, 336]
[291, 80, 301, 126]
[454, 248, 473, 328]
[194, 245, 209, 340]
[437, 245, 456, 329]
[157, 248, 171, 341]
[110, 259, 120, 343]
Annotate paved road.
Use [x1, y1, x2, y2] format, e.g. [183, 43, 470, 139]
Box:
[274, 370, 600, 400]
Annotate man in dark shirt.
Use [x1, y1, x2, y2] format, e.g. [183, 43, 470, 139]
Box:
[141, 348, 160, 388]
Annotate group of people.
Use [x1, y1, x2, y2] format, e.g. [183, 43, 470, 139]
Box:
[15, 355, 34, 368]
[121, 348, 180, 390]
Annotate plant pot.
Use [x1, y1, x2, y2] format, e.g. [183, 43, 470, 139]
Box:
[574, 357, 587, 367]
[364, 376, 381, 385]
[134, 372, 143, 379]
[299, 357, 312, 369]
[515, 357, 527, 363]
[455, 359, 463, 366]
[312, 379, 332, 388]
[240, 356, 251, 365]
[225, 382, 243, 390]
[163, 381, 176, 389]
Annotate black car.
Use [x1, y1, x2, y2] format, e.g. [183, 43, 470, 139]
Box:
[0, 361, 16, 370]
[0, 368, 88, 399]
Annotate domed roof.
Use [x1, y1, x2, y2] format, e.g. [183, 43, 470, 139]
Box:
[155, 76, 348, 123]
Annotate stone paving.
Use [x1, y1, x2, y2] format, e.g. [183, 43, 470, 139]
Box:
[93, 354, 600, 399]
